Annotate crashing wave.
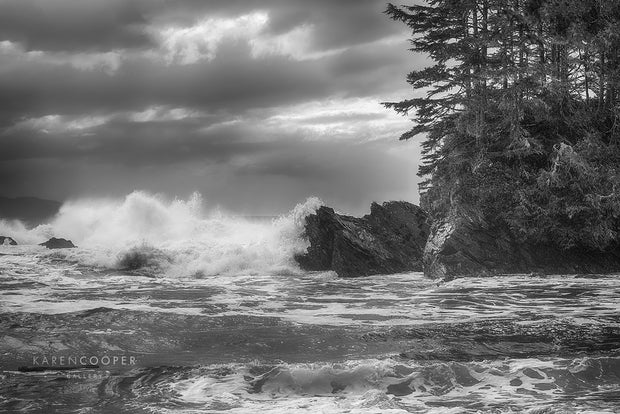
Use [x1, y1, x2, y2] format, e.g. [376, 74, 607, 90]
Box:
[0, 191, 323, 277]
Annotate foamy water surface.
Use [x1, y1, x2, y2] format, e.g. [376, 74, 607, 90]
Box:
[0, 192, 619, 413]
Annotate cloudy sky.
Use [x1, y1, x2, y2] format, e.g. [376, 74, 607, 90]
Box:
[0, 0, 424, 215]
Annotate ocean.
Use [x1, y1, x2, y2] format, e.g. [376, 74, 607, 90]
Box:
[0, 192, 619, 413]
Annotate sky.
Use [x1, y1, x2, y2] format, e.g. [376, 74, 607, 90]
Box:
[0, 0, 424, 215]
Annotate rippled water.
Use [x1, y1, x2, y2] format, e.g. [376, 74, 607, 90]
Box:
[1, 245, 619, 413]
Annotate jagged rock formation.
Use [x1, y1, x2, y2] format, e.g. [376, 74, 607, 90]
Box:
[39, 237, 76, 249]
[0, 236, 17, 246]
[295, 201, 429, 277]
[297, 200, 620, 279]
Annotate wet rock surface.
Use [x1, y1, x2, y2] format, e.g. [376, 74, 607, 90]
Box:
[295, 201, 429, 277]
[39, 237, 76, 249]
[424, 213, 620, 279]
[0, 236, 17, 246]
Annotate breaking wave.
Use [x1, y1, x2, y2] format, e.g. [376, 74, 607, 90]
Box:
[0, 191, 323, 277]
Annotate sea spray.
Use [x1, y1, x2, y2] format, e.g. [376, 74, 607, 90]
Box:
[0, 219, 41, 245]
[0, 191, 323, 276]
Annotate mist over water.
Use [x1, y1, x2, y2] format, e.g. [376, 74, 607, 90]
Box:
[0, 191, 323, 277]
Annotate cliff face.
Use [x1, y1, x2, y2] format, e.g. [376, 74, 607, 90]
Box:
[295, 201, 429, 277]
[424, 214, 620, 279]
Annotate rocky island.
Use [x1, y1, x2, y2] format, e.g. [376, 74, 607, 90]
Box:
[298, 1, 614, 281]
[39, 237, 76, 249]
[298, 202, 620, 279]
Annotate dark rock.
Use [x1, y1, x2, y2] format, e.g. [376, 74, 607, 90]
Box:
[423, 213, 522, 279]
[117, 246, 168, 270]
[295, 201, 430, 277]
[39, 237, 76, 249]
[424, 213, 620, 279]
[0, 236, 17, 246]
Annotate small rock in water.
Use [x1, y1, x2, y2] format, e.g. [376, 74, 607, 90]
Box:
[117, 246, 164, 270]
[39, 237, 76, 249]
[0, 236, 17, 246]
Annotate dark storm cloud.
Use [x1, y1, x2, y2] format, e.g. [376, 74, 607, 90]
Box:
[0, 110, 411, 174]
[296, 112, 388, 125]
[0, 0, 152, 52]
[242, 0, 403, 51]
[0, 0, 402, 53]
[0, 37, 415, 125]
[137, 0, 402, 52]
[0, 42, 329, 122]
[0, 120, 420, 215]
[0, 0, 423, 213]
[0, 117, 271, 165]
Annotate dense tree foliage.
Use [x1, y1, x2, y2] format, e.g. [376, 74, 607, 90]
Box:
[386, 0, 620, 250]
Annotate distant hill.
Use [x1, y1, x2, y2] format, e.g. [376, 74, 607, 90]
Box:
[0, 197, 61, 226]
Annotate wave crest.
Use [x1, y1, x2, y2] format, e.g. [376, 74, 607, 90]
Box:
[1, 191, 323, 277]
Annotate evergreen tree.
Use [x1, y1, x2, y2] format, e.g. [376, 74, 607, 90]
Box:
[386, 0, 620, 250]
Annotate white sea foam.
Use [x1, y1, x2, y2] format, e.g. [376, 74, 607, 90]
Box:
[0, 191, 323, 277]
[159, 356, 620, 414]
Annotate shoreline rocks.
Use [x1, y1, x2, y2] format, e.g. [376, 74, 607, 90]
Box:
[424, 213, 620, 279]
[297, 201, 620, 279]
[0, 236, 17, 246]
[423, 214, 531, 280]
[39, 238, 76, 249]
[295, 201, 429, 277]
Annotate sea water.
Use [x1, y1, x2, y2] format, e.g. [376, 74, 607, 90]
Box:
[0, 192, 619, 413]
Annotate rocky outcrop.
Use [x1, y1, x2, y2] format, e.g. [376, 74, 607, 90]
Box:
[39, 237, 76, 249]
[423, 214, 527, 279]
[295, 201, 429, 277]
[296, 200, 620, 279]
[0, 236, 17, 246]
[424, 213, 620, 279]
